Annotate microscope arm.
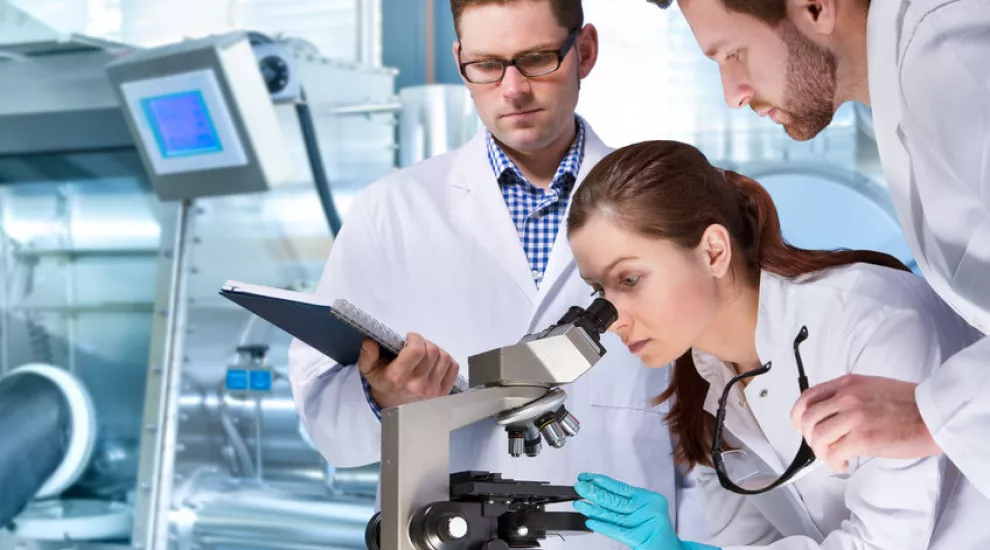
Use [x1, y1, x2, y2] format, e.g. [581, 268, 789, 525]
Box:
[379, 385, 548, 550]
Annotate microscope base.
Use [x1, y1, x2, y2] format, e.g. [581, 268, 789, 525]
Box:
[367, 471, 590, 550]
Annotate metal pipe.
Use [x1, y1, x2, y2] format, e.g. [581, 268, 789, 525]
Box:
[1, 225, 9, 371]
[328, 464, 379, 498]
[254, 397, 263, 482]
[356, 0, 381, 67]
[218, 395, 256, 479]
[324, 101, 402, 117]
[295, 92, 343, 236]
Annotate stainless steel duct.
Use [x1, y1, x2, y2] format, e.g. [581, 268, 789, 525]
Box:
[170, 472, 374, 550]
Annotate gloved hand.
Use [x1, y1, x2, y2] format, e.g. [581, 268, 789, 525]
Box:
[573, 473, 719, 550]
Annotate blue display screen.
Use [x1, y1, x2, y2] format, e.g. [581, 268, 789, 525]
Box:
[141, 90, 223, 158]
[226, 369, 249, 391]
[249, 370, 273, 392]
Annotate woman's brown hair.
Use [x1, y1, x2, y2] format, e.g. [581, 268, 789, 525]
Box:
[567, 140, 909, 469]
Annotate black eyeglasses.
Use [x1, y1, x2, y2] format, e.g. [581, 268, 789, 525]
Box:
[458, 28, 581, 84]
[711, 326, 816, 495]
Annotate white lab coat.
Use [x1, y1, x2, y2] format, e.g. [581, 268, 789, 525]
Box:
[866, 0, 990, 501]
[687, 264, 989, 550]
[288, 124, 680, 550]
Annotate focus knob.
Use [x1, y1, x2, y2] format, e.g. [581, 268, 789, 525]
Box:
[440, 515, 468, 541]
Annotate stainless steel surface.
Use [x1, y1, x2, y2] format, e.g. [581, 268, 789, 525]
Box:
[398, 85, 481, 168]
[558, 411, 580, 437]
[329, 463, 380, 498]
[327, 101, 402, 116]
[524, 435, 541, 458]
[0, 40, 133, 155]
[282, 51, 398, 219]
[538, 420, 566, 449]
[0, 535, 129, 550]
[356, 0, 382, 67]
[494, 388, 567, 426]
[169, 471, 373, 550]
[175, 371, 326, 490]
[507, 435, 524, 458]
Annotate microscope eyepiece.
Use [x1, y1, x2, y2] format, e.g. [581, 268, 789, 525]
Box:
[584, 298, 617, 335]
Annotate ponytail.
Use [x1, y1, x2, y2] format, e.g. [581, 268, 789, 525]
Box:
[568, 140, 912, 470]
[725, 169, 911, 278]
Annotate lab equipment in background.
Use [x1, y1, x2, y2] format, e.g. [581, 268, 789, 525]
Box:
[368, 299, 618, 550]
[108, 33, 398, 550]
[245, 31, 399, 230]
[0, 365, 97, 530]
[398, 84, 481, 167]
[724, 162, 916, 272]
[225, 344, 274, 397]
[106, 32, 293, 201]
[0, 23, 395, 550]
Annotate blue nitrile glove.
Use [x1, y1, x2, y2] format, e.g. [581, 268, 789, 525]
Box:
[573, 473, 720, 550]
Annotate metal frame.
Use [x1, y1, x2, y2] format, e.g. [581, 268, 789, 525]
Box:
[130, 200, 193, 549]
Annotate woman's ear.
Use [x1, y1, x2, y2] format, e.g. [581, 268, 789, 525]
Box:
[700, 224, 733, 279]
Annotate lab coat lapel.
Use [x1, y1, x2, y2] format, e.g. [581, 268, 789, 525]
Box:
[698, 349, 826, 542]
[450, 131, 538, 305]
[748, 272, 806, 472]
[533, 126, 611, 314]
[696, 352, 787, 478]
[748, 272, 826, 541]
[867, 0, 928, 274]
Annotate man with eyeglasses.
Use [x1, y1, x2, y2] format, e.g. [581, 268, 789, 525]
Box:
[288, 1, 683, 548]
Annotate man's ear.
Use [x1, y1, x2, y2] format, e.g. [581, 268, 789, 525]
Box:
[453, 41, 469, 85]
[577, 24, 600, 79]
[787, 0, 837, 39]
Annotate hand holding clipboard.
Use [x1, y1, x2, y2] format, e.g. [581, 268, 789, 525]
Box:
[220, 281, 469, 400]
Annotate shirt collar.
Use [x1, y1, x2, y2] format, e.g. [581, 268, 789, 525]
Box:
[692, 269, 783, 415]
[486, 116, 586, 192]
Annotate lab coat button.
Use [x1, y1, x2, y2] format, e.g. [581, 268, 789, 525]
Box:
[759, 389, 769, 398]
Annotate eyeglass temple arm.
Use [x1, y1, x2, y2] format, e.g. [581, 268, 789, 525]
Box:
[794, 325, 810, 392]
[710, 361, 772, 458]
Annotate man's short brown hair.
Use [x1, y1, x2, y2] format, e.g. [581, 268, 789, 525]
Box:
[645, 0, 868, 25]
[645, 0, 786, 23]
[451, 0, 585, 37]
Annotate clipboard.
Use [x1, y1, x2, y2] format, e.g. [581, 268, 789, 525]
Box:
[219, 280, 470, 393]
[219, 280, 406, 366]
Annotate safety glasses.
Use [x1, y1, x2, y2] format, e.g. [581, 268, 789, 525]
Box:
[711, 326, 817, 495]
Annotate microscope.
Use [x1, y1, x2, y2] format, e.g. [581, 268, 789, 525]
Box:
[365, 298, 618, 550]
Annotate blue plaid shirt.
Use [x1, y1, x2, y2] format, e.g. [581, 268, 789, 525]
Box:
[488, 118, 586, 287]
[362, 118, 587, 419]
